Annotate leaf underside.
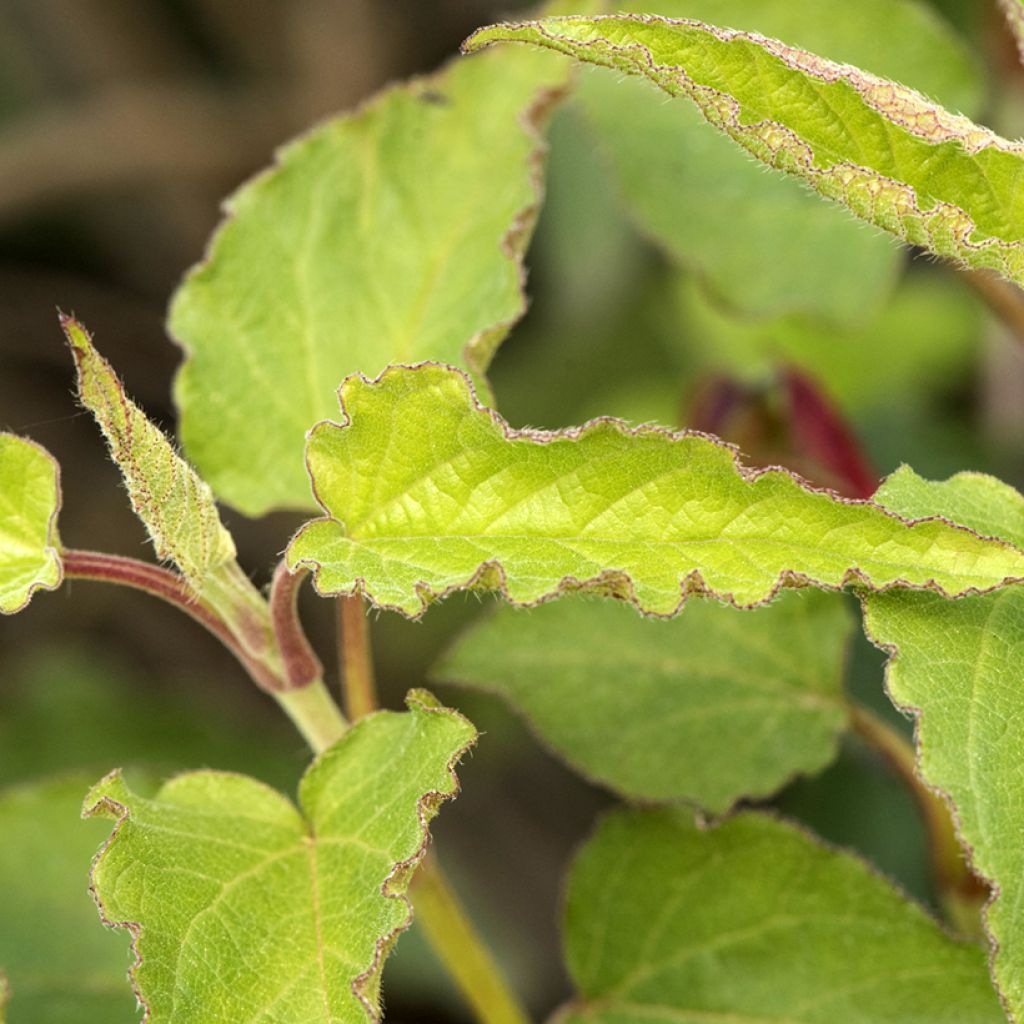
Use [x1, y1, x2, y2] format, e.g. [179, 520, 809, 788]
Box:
[865, 467, 1024, 1018]
[465, 15, 1024, 290]
[433, 589, 852, 812]
[575, 0, 982, 324]
[288, 364, 1024, 618]
[85, 692, 476, 1023]
[168, 42, 570, 516]
[61, 316, 235, 591]
[558, 808, 1004, 1023]
[0, 433, 62, 614]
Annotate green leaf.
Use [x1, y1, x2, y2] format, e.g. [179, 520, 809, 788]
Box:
[0, 433, 62, 614]
[288, 364, 1024, 618]
[575, 0, 983, 323]
[0, 775, 136, 1024]
[558, 808, 1004, 1023]
[85, 691, 475, 1023]
[61, 316, 235, 591]
[168, 45, 570, 517]
[465, 14, 1024, 289]
[433, 590, 852, 812]
[864, 467, 1024, 1016]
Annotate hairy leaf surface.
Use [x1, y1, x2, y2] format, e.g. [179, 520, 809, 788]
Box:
[576, 0, 981, 323]
[0, 433, 61, 614]
[85, 691, 475, 1023]
[557, 808, 1003, 1023]
[288, 364, 1024, 617]
[433, 590, 852, 811]
[865, 467, 1024, 1017]
[62, 316, 235, 590]
[0, 776, 136, 1023]
[465, 15, 1024, 288]
[169, 45, 570, 516]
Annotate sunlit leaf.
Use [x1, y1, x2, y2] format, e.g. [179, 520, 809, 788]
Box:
[433, 590, 852, 811]
[557, 808, 1004, 1023]
[168, 44, 571, 516]
[575, 0, 982, 323]
[85, 691, 475, 1023]
[865, 467, 1024, 1016]
[465, 14, 1024, 288]
[0, 433, 61, 614]
[288, 364, 1024, 617]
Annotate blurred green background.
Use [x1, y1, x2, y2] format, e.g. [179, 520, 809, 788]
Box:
[0, 1, 1020, 1021]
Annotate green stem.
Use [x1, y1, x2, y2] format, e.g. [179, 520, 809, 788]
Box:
[337, 594, 378, 719]
[334, 594, 532, 1024]
[848, 701, 988, 936]
[411, 856, 531, 1024]
[274, 679, 348, 753]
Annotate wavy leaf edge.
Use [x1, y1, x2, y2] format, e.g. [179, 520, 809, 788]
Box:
[0, 432, 63, 615]
[290, 363, 1024, 620]
[464, 15, 1024, 282]
[82, 689, 476, 1022]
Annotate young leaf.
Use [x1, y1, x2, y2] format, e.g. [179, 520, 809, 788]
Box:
[575, 0, 982, 324]
[432, 590, 852, 812]
[62, 316, 235, 591]
[168, 44, 570, 517]
[464, 15, 1024, 288]
[0, 775, 136, 1023]
[864, 467, 1024, 1017]
[85, 691, 475, 1023]
[288, 364, 1024, 618]
[557, 808, 1004, 1023]
[0, 433, 62, 614]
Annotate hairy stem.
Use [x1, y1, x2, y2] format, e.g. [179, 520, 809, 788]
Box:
[274, 680, 347, 753]
[337, 594, 378, 719]
[270, 561, 325, 689]
[849, 701, 988, 936]
[63, 548, 281, 692]
[411, 856, 531, 1024]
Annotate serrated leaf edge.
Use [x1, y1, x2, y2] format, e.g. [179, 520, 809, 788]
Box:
[291, 362, 1024, 620]
[465, 16, 1024, 283]
[858, 598, 1011, 1020]
[82, 691, 476, 1023]
[0, 433, 63, 615]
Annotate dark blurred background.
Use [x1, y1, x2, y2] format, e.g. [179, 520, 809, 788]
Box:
[0, 2, 1020, 1022]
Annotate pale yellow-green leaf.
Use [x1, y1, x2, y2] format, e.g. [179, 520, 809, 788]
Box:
[168, 43, 571, 516]
[0, 433, 61, 614]
[85, 691, 475, 1023]
[288, 364, 1024, 617]
[465, 15, 1024, 288]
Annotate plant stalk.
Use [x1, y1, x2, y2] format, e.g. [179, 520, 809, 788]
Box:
[849, 701, 988, 936]
[337, 594, 378, 719]
[334, 593, 532, 1024]
[963, 267, 1024, 347]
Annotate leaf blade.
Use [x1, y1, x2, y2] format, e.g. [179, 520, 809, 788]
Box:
[0, 433, 62, 614]
[85, 691, 475, 1023]
[865, 467, 1024, 1016]
[168, 44, 570, 516]
[465, 14, 1024, 288]
[288, 364, 1024, 618]
[433, 590, 852, 812]
[558, 808, 1004, 1023]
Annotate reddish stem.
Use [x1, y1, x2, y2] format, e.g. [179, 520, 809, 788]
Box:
[62, 548, 284, 692]
[269, 561, 323, 690]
